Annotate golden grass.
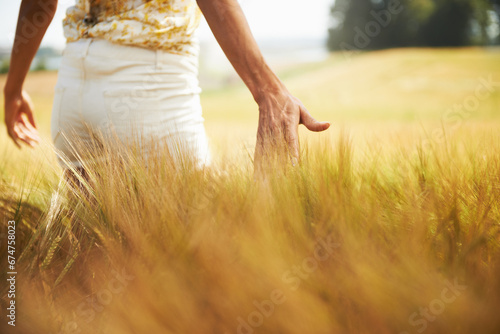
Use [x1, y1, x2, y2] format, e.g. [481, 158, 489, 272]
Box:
[0, 48, 499, 334]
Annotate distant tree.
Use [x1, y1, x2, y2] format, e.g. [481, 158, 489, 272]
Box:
[327, 0, 495, 51]
[417, 0, 473, 46]
[0, 58, 9, 74]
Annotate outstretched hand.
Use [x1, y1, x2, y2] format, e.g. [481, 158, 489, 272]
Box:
[197, 0, 330, 172]
[254, 89, 330, 172]
[4, 90, 40, 148]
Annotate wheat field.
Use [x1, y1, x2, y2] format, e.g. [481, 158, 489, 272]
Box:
[1, 48, 500, 334]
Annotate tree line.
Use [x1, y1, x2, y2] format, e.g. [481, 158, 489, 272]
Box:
[327, 0, 500, 51]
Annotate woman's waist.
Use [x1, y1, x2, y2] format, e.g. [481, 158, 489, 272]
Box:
[61, 38, 200, 76]
[65, 37, 198, 60]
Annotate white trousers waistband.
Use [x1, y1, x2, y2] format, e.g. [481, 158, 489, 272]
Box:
[63, 38, 200, 74]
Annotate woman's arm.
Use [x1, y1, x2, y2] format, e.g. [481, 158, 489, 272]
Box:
[3, 0, 58, 148]
[196, 0, 330, 169]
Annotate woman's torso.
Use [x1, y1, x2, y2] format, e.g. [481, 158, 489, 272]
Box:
[63, 0, 201, 55]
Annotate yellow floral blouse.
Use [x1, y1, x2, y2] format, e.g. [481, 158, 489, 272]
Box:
[63, 0, 201, 55]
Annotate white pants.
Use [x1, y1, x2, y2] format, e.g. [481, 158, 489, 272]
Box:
[51, 38, 211, 169]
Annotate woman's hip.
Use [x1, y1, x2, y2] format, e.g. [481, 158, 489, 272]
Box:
[51, 38, 208, 167]
[53, 38, 203, 131]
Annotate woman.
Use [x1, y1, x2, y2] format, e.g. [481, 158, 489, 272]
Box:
[4, 0, 330, 174]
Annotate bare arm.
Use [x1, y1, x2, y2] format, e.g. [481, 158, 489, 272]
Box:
[196, 0, 330, 170]
[3, 0, 58, 148]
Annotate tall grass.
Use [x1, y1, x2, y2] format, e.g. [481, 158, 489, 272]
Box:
[1, 47, 499, 333]
[1, 125, 499, 334]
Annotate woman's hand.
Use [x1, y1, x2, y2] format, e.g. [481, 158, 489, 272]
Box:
[197, 0, 330, 171]
[3, 0, 57, 148]
[4, 90, 40, 148]
[255, 89, 330, 171]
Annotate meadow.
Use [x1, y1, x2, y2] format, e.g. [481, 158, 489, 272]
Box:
[1, 47, 500, 334]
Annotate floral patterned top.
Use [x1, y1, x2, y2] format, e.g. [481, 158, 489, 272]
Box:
[63, 0, 201, 55]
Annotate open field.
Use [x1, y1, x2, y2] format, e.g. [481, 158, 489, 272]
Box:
[1, 48, 500, 334]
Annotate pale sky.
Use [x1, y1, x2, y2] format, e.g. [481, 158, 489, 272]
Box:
[0, 0, 333, 49]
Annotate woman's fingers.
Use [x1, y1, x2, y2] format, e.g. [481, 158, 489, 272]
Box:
[14, 123, 37, 147]
[18, 121, 40, 144]
[5, 112, 22, 148]
[254, 133, 265, 176]
[13, 124, 31, 147]
[19, 116, 40, 142]
[7, 129, 22, 149]
[22, 90, 37, 129]
[255, 121, 300, 170]
[24, 107, 38, 130]
[4, 91, 39, 148]
[7, 117, 39, 148]
[300, 106, 330, 132]
[284, 122, 299, 165]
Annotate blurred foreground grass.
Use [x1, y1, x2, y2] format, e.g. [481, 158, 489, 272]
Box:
[0, 48, 499, 334]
